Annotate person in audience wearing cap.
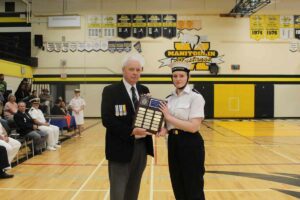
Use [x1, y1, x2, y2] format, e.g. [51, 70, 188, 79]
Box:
[158, 61, 206, 200]
[0, 122, 21, 165]
[28, 98, 60, 151]
[101, 54, 154, 200]
[69, 89, 86, 137]
[14, 102, 48, 155]
[0, 146, 14, 179]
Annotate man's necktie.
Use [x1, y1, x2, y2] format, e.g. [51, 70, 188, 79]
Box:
[131, 86, 138, 111]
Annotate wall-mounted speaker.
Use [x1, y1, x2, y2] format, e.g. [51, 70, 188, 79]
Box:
[34, 34, 43, 48]
[209, 63, 219, 75]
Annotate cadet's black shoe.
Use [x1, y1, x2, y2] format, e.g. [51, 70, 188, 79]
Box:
[0, 171, 14, 179]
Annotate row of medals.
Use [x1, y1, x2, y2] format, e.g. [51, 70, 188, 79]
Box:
[135, 107, 162, 132]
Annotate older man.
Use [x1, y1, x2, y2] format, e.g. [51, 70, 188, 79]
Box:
[14, 102, 48, 154]
[28, 98, 60, 151]
[101, 54, 154, 200]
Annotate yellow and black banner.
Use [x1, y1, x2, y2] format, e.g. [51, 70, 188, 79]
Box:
[117, 14, 132, 39]
[147, 14, 162, 39]
[132, 14, 147, 39]
[265, 15, 280, 40]
[162, 14, 177, 39]
[250, 15, 265, 41]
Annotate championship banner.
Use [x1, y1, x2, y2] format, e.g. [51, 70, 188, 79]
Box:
[117, 14, 132, 39]
[147, 14, 162, 38]
[162, 14, 177, 39]
[87, 15, 102, 38]
[294, 15, 300, 40]
[102, 15, 117, 38]
[265, 15, 280, 40]
[132, 14, 147, 39]
[280, 15, 294, 39]
[250, 15, 265, 41]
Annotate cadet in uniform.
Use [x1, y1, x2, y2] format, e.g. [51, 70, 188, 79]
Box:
[29, 98, 60, 151]
[159, 61, 206, 200]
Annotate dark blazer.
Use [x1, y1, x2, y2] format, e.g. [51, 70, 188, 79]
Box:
[101, 80, 154, 162]
[14, 110, 35, 136]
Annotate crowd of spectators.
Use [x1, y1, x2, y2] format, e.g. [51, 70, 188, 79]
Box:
[0, 74, 84, 179]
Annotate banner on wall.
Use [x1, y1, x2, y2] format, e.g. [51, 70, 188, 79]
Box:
[265, 15, 280, 40]
[46, 41, 131, 53]
[87, 15, 102, 38]
[294, 15, 300, 40]
[147, 14, 162, 38]
[162, 14, 177, 39]
[280, 15, 294, 39]
[102, 15, 117, 38]
[132, 14, 147, 39]
[117, 14, 132, 39]
[250, 15, 265, 41]
[159, 32, 224, 71]
[177, 16, 202, 30]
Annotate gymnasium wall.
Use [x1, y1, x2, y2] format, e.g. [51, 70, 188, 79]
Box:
[3, 0, 300, 117]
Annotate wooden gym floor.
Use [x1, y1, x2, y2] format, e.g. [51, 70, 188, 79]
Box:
[0, 119, 300, 200]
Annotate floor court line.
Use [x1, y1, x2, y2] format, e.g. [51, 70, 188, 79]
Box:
[70, 158, 105, 200]
[0, 188, 108, 192]
[103, 189, 110, 200]
[22, 163, 98, 167]
[149, 137, 156, 200]
[154, 188, 300, 192]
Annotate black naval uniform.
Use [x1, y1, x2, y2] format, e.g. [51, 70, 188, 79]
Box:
[166, 85, 206, 200]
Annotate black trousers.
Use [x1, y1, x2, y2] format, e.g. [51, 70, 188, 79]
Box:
[0, 146, 10, 171]
[108, 139, 147, 200]
[168, 130, 205, 200]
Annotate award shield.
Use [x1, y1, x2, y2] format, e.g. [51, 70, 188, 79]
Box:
[133, 95, 164, 134]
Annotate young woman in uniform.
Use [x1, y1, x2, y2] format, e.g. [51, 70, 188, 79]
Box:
[158, 61, 206, 200]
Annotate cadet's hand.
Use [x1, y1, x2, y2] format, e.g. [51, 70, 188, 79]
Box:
[157, 127, 168, 137]
[159, 101, 171, 121]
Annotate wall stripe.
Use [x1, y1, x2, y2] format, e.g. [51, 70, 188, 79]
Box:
[0, 59, 33, 78]
[32, 74, 300, 84]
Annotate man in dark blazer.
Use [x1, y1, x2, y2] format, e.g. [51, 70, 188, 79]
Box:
[0, 145, 13, 179]
[14, 102, 48, 154]
[101, 54, 154, 200]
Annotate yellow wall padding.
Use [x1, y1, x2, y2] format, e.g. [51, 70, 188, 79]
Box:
[214, 84, 255, 118]
[0, 59, 33, 78]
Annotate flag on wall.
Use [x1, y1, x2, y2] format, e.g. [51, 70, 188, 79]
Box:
[265, 15, 280, 40]
[250, 15, 265, 41]
[280, 15, 294, 39]
[147, 14, 162, 38]
[102, 15, 117, 38]
[162, 14, 177, 39]
[117, 14, 132, 39]
[294, 15, 300, 40]
[87, 15, 102, 38]
[132, 14, 147, 39]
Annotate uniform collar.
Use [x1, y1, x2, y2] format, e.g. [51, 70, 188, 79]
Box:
[172, 85, 191, 96]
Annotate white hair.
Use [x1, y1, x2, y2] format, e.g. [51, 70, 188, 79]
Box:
[122, 53, 145, 68]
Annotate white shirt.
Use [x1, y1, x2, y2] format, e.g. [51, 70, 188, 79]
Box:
[123, 79, 139, 107]
[29, 107, 46, 123]
[166, 85, 205, 130]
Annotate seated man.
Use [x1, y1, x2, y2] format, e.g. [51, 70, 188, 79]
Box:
[0, 123, 21, 164]
[0, 146, 13, 179]
[29, 98, 60, 151]
[51, 99, 66, 115]
[14, 102, 48, 154]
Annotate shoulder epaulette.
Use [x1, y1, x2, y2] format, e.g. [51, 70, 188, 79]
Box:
[165, 94, 172, 99]
[192, 88, 200, 94]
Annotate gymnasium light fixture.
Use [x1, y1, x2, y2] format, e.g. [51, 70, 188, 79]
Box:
[223, 0, 271, 17]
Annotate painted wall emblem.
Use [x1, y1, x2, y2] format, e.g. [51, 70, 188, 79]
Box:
[159, 32, 224, 71]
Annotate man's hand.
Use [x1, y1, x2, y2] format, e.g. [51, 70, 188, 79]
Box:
[132, 127, 152, 137]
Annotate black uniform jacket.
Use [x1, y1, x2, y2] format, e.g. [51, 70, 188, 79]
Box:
[14, 110, 35, 136]
[101, 81, 154, 163]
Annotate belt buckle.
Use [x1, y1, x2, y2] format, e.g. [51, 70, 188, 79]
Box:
[174, 130, 179, 135]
